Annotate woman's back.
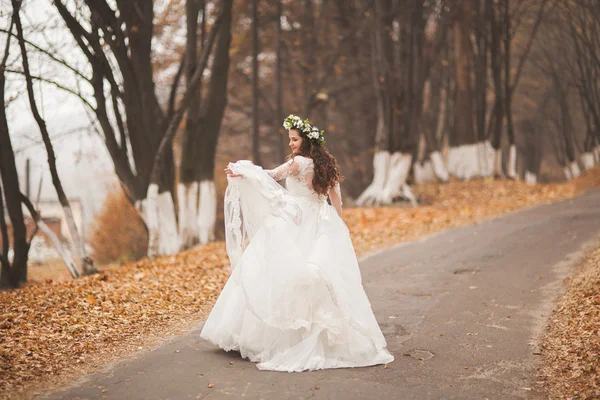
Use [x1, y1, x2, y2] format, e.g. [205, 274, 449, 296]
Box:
[285, 156, 316, 198]
[266, 155, 342, 214]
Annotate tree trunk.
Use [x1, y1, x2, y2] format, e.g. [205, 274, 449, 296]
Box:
[357, 1, 391, 206]
[431, 81, 450, 182]
[490, 1, 505, 177]
[448, 0, 481, 180]
[0, 112, 29, 288]
[522, 120, 542, 185]
[14, 0, 97, 275]
[0, 12, 28, 288]
[55, 0, 172, 255]
[175, 0, 233, 246]
[179, 0, 203, 249]
[357, 0, 416, 206]
[20, 194, 80, 278]
[252, 0, 261, 165]
[503, 0, 518, 179]
[275, 0, 285, 161]
[303, 0, 315, 112]
[197, 0, 232, 243]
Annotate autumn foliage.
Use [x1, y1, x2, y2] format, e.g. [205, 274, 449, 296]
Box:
[88, 187, 148, 265]
[1, 168, 600, 399]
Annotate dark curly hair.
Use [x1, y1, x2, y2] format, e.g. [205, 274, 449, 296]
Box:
[288, 128, 343, 196]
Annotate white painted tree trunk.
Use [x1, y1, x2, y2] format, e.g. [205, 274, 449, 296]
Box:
[414, 160, 436, 184]
[434, 86, 447, 145]
[141, 184, 181, 258]
[563, 166, 573, 181]
[524, 171, 537, 185]
[37, 219, 80, 278]
[507, 144, 517, 179]
[178, 181, 199, 249]
[198, 180, 217, 244]
[580, 152, 595, 170]
[447, 143, 481, 180]
[430, 151, 449, 182]
[569, 161, 581, 178]
[62, 206, 89, 270]
[478, 140, 494, 177]
[357, 151, 416, 206]
[447, 141, 494, 179]
[381, 153, 416, 206]
[157, 190, 180, 255]
[493, 148, 504, 177]
[142, 184, 160, 258]
[356, 151, 390, 206]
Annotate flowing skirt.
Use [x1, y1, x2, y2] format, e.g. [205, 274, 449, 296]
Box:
[200, 165, 394, 371]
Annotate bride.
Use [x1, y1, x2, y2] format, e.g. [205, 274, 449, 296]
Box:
[200, 115, 394, 372]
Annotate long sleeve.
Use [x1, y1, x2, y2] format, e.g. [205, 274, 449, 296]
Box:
[266, 159, 299, 181]
[328, 182, 343, 217]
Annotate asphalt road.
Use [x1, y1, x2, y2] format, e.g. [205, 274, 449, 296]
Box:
[42, 188, 600, 400]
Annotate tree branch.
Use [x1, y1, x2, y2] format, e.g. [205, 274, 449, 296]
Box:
[150, 5, 226, 185]
[510, 0, 553, 91]
[166, 52, 186, 126]
[0, 27, 89, 81]
[5, 68, 95, 111]
[304, 0, 374, 115]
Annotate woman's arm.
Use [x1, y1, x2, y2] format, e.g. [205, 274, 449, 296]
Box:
[225, 159, 299, 179]
[328, 182, 343, 217]
[265, 158, 300, 181]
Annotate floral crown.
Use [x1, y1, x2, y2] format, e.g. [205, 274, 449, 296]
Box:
[283, 114, 325, 144]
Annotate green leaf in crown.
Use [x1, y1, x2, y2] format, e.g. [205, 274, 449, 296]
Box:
[282, 114, 326, 144]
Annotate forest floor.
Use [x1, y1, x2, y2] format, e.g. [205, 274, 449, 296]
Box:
[1, 167, 599, 400]
[537, 238, 600, 399]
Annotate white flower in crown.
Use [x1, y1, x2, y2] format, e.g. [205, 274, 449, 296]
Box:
[307, 126, 320, 140]
[283, 114, 303, 130]
[282, 114, 326, 144]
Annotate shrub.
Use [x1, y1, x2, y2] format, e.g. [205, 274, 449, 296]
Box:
[89, 187, 148, 265]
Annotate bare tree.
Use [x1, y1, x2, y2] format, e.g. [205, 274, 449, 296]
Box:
[51, 0, 230, 255]
[446, 0, 481, 180]
[357, 0, 418, 206]
[252, 0, 261, 165]
[502, 0, 551, 179]
[13, 0, 97, 275]
[566, 0, 600, 169]
[0, 12, 29, 288]
[274, 0, 285, 161]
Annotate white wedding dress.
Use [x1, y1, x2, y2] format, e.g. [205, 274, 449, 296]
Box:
[200, 156, 394, 371]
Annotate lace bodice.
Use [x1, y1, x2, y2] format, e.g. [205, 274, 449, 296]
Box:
[266, 156, 343, 216]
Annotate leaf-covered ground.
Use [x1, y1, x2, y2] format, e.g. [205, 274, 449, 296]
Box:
[538, 240, 600, 399]
[1, 168, 599, 399]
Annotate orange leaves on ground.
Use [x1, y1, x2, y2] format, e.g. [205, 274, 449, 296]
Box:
[0, 243, 229, 399]
[1, 166, 599, 398]
[346, 174, 587, 256]
[538, 241, 600, 399]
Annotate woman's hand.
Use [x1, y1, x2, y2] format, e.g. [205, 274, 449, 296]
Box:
[224, 167, 241, 178]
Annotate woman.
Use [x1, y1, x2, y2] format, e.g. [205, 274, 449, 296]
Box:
[200, 115, 394, 372]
